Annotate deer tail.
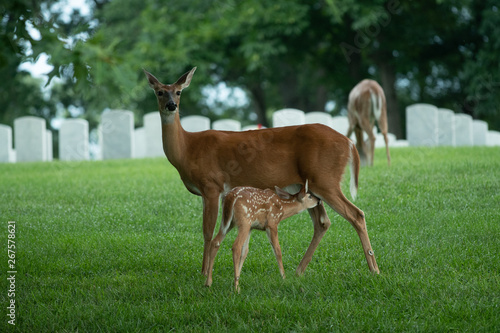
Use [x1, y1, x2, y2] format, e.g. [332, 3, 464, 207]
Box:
[370, 90, 383, 121]
[220, 192, 236, 235]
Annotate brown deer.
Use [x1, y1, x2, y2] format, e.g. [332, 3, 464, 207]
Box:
[143, 68, 379, 279]
[346, 79, 391, 166]
[205, 181, 320, 292]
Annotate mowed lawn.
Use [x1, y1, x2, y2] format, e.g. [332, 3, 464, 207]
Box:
[1, 146, 499, 332]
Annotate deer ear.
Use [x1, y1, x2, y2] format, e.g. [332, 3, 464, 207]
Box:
[143, 69, 160, 90]
[297, 180, 308, 201]
[274, 186, 292, 200]
[176, 67, 197, 90]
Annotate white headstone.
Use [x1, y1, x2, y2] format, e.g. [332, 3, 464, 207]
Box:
[437, 108, 456, 146]
[134, 127, 147, 158]
[242, 125, 261, 131]
[212, 119, 241, 131]
[392, 140, 410, 148]
[143, 112, 164, 157]
[454, 114, 473, 146]
[387, 133, 397, 146]
[375, 133, 397, 148]
[14, 116, 47, 162]
[0, 124, 14, 163]
[406, 104, 439, 146]
[181, 115, 210, 132]
[101, 110, 135, 160]
[486, 131, 500, 146]
[59, 119, 89, 161]
[305, 112, 333, 127]
[272, 108, 305, 127]
[331, 116, 350, 135]
[472, 120, 488, 146]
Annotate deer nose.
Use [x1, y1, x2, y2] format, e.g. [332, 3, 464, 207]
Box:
[166, 101, 177, 111]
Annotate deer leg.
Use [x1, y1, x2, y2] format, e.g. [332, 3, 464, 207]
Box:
[382, 132, 391, 166]
[201, 194, 220, 276]
[368, 133, 376, 167]
[205, 224, 232, 287]
[296, 202, 331, 276]
[359, 118, 376, 167]
[354, 126, 368, 166]
[266, 226, 286, 279]
[346, 107, 358, 141]
[237, 232, 251, 275]
[346, 122, 355, 141]
[232, 226, 251, 293]
[323, 190, 379, 274]
[364, 137, 375, 167]
[376, 112, 391, 166]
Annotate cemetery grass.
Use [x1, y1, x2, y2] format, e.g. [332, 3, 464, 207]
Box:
[1, 147, 499, 332]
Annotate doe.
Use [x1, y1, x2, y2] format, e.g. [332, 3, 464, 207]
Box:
[346, 79, 391, 166]
[205, 181, 320, 292]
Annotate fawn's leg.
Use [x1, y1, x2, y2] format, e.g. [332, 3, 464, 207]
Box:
[266, 226, 285, 278]
[232, 226, 251, 293]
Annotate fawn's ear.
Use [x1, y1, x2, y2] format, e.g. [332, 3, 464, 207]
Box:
[176, 67, 197, 90]
[274, 186, 292, 200]
[143, 69, 161, 90]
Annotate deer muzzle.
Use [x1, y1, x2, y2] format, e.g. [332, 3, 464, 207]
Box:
[166, 101, 177, 111]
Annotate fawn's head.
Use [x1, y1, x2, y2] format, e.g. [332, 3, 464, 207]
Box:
[144, 67, 196, 114]
[274, 180, 320, 209]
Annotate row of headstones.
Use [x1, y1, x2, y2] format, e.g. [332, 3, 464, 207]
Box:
[179, 110, 405, 148]
[0, 119, 54, 163]
[1, 106, 499, 163]
[406, 103, 500, 146]
[271, 108, 406, 148]
[0, 109, 398, 163]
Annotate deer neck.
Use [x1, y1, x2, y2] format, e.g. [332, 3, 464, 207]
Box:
[279, 200, 304, 220]
[160, 111, 187, 168]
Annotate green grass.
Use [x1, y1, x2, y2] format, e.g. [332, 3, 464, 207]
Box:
[1, 147, 499, 332]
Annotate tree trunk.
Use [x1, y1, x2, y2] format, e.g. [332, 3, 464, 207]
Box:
[249, 83, 269, 128]
[313, 84, 328, 111]
[278, 66, 329, 112]
[279, 69, 301, 110]
[377, 61, 403, 139]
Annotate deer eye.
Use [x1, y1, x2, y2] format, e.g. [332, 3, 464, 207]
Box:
[157, 91, 164, 96]
[176, 91, 181, 96]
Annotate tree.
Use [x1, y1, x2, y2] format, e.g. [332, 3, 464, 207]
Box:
[335, 0, 478, 138]
[3, 0, 499, 139]
[461, 1, 500, 130]
[0, 0, 62, 126]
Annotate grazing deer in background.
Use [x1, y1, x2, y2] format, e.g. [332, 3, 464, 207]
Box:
[346, 79, 391, 167]
[205, 181, 320, 292]
[143, 67, 380, 280]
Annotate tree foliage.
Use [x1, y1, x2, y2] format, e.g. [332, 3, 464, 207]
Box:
[0, 0, 61, 126]
[1, 0, 499, 135]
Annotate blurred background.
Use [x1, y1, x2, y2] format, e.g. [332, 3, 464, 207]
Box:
[2, 0, 499, 157]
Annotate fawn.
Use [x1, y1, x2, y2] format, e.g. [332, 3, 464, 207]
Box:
[205, 181, 320, 292]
